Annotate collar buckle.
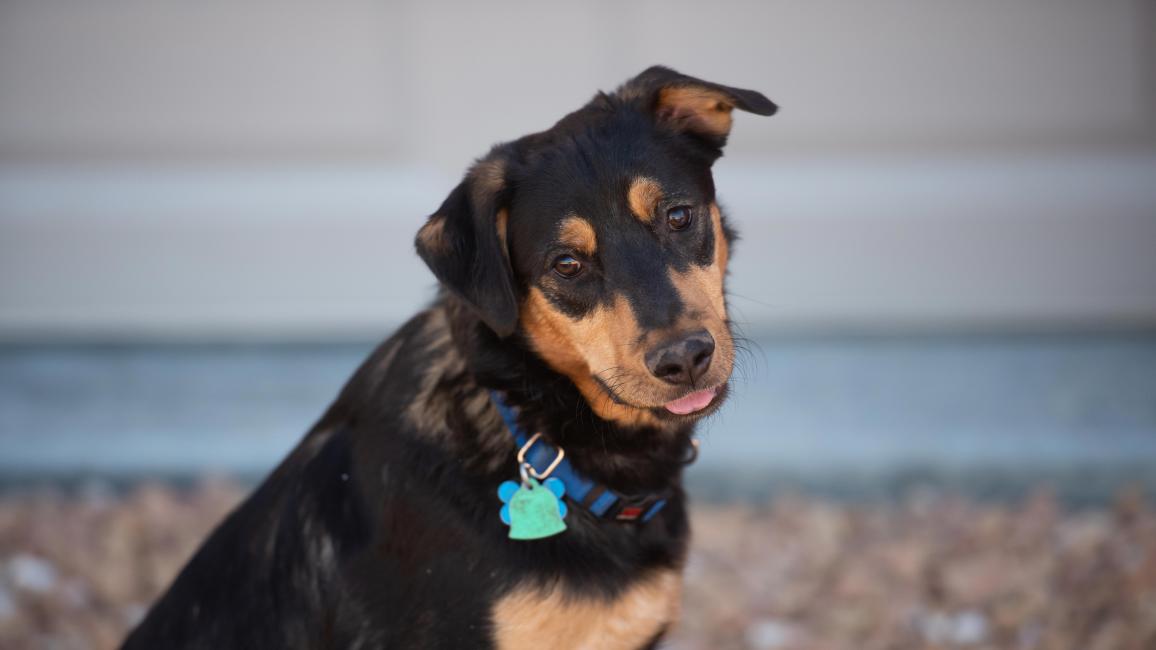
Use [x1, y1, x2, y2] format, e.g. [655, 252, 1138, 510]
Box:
[516, 432, 565, 480]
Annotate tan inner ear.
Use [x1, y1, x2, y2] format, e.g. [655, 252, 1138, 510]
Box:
[657, 87, 735, 137]
[416, 214, 450, 255]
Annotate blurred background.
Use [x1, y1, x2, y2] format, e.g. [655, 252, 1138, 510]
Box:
[1, 1, 1155, 648]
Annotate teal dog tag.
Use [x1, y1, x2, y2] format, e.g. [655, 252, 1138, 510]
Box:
[498, 477, 567, 540]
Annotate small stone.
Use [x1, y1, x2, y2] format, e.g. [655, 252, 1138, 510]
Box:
[8, 554, 58, 594]
[0, 584, 15, 621]
[916, 608, 988, 646]
[745, 618, 797, 649]
[953, 609, 988, 644]
[122, 602, 147, 627]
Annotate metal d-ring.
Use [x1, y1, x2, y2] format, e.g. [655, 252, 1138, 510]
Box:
[516, 432, 565, 480]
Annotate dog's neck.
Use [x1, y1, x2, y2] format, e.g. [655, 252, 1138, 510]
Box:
[436, 295, 695, 494]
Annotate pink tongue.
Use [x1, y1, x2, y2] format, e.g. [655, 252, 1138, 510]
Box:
[664, 388, 717, 415]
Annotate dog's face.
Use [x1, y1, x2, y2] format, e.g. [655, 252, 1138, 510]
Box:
[417, 66, 776, 429]
[509, 131, 737, 429]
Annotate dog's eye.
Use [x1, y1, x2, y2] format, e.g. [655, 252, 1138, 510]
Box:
[667, 206, 693, 231]
[552, 255, 583, 278]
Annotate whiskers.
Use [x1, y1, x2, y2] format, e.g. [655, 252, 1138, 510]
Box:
[722, 320, 762, 388]
[722, 292, 767, 389]
[592, 365, 640, 405]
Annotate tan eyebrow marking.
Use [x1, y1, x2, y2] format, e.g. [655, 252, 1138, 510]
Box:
[627, 177, 663, 223]
[558, 216, 597, 255]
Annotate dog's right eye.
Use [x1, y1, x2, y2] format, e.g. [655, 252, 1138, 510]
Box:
[667, 206, 693, 231]
[552, 255, 583, 278]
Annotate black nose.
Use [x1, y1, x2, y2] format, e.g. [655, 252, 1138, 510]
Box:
[645, 331, 715, 386]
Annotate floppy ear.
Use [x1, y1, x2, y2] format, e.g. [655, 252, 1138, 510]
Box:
[415, 156, 518, 337]
[617, 65, 777, 149]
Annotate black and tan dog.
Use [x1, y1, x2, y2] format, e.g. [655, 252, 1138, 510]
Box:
[123, 66, 775, 649]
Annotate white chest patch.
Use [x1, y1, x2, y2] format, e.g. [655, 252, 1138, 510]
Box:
[491, 570, 682, 650]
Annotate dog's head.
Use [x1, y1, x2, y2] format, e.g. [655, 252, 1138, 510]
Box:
[416, 66, 776, 429]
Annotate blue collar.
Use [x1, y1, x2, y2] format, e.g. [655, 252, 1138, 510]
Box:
[490, 391, 669, 523]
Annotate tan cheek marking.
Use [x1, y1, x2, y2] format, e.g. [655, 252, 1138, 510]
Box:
[670, 265, 727, 327]
[658, 87, 735, 137]
[558, 216, 598, 256]
[520, 287, 590, 380]
[564, 293, 639, 376]
[520, 289, 662, 428]
[669, 262, 734, 384]
[627, 177, 663, 223]
[671, 203, 728, 318]
[492, 571, 682, 650]
[711, 203, 729, 277]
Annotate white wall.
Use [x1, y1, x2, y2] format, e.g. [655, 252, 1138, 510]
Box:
[1, 1, 1154, 338]
[3, 1, 1153, 165]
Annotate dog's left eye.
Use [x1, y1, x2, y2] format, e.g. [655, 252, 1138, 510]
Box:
[552, 255, 583, 278]
[667, 206, 693, 231]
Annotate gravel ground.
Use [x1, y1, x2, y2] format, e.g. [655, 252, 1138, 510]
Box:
[1, 481, 1154, 650]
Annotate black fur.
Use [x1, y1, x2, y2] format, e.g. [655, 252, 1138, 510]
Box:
[123, 66, 775, 649]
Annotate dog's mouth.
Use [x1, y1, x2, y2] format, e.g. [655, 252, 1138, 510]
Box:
[592, 375, 729, 421]
[656, 382, 728, 420]
[663, 387, 720, 415]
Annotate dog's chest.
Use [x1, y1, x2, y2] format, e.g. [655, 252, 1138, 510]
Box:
[490, 570, 682, 650]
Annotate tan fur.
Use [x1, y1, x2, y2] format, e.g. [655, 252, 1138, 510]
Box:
[496, 208, 510, 258]
[471, 158, 507, 197]
[558, 216, 597, 256]
[416, 215, 449, 255]
[520, 289, 662, 428]
[665, 202, 733, 384]
[491, 571, 682, 650]
[627, 178, 663, 223]
[710, 203, 729, 272]
[658, 87, 735, 137]
[666, 260, 732, 383]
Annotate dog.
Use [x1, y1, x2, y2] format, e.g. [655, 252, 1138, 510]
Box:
[122, 66, 776, 649]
